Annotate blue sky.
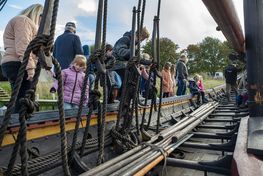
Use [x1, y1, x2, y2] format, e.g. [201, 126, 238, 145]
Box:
[0, 0, 243, 52]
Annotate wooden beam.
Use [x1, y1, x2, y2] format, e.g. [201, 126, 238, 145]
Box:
[202, 0, 245, 53]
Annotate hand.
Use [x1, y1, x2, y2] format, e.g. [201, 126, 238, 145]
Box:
[27, 69, 35, 81]
[50, 87, 56, 93]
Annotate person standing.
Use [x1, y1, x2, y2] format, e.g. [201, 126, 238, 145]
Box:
[176, 55, 188, 96]
[112, 27, 150, 81]
[1, 4, 43, 113]
[162, 62, 173, 98]
[224, 62, 242, 101]
[82, 44, 95, 91]
[50, 55, 89, 109]
[53, 22, 83, 70]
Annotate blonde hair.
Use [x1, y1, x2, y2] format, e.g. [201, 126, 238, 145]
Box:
[141, 27, 150, 39]
[193, 74, 201, 82]
[71, 55, 87, 69]
[179, 55, 188, 64]
[20, 4, 43, 26]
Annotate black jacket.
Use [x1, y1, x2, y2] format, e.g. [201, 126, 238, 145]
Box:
[224, 64, 241, 84]
[53, 31, 83, 69]
[176, 60, 188, 80]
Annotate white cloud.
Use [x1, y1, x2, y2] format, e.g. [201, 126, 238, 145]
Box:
[78, 0, 97, 14]
[7, 4, 23, 10]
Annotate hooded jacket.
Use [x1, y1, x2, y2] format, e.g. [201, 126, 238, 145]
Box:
[52, 66, 89, 105]
[53, 31, 83, 70]
[112, 32, 132, 70]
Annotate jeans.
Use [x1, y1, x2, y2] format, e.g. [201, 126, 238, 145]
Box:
[1, 61, 31, 113]
[88, 73, 95, 91]
[64, 102, 79, 110]
[176, 79, 186, 96]
[226, 83, 237, 101]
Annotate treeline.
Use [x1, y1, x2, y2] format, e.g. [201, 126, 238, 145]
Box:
[143, 36, 234, 75]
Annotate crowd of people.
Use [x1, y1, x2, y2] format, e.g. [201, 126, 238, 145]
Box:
[3, 3, 247, 112]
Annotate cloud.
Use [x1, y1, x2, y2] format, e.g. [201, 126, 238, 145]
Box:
[7, 4, 23, 10]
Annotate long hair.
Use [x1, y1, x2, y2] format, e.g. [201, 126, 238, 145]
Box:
[71, 55, 87, 70]
[19, 4, 43, 26]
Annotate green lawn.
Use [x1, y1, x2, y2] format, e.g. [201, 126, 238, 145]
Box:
[203, 79, 225, 89]
[0, 81, 54, 99]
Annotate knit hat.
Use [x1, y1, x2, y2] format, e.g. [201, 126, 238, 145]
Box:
[65, 22, 76, 33]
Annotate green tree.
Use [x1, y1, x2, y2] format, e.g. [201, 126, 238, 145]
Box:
[185, 44, 202, 74]
[186, 37, 233, 75]
[142, 37, 180, 68]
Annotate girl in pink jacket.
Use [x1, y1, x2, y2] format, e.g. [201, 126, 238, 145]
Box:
[162, 62, 173, 98]
[51, 55, 89, 109]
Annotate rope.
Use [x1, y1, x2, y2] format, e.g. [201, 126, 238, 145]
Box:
[0, 0, 7, 11]
[52, 58, 71, 176]
[142, 142, 168, 176]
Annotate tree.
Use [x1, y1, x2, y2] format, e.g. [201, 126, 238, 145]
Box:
[186, 44, 202, 74]
[142, 37, 180, 68]
[186, 37, 233, 75]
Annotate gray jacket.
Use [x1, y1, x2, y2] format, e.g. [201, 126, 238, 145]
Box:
[176, 60, 188, 80]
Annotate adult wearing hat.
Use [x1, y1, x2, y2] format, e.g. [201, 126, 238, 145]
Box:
[53, 22, 83, 69]
[176, 55, 189, 96]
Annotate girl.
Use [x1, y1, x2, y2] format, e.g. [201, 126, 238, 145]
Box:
[170, 64, 176, 96]
[51, 55, 89, 109]
[193, 74, 208, 103]
[162, 62, 173, 98]
[1, 4, 43, 113]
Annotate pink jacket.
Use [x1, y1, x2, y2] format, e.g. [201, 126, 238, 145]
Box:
[197, 80, 205, 92]
[162, 69, 173, 93]
[53, 66, 89, 105]
[2, 15, 37, 70]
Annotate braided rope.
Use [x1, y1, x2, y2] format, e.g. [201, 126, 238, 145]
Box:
[52, 58, 71, 176]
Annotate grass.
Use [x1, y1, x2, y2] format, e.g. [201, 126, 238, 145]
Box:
[0, 81, 54, 99]
[203, 79, 225, 89]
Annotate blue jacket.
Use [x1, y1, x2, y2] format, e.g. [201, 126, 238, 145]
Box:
[188, 80, 200, 94]
[112, 32, 132, 70]
[53, 31, 83, 69]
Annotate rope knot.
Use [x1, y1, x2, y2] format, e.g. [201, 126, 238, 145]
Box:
[90, 49, 104, 63]
[19, 90, 38, 118]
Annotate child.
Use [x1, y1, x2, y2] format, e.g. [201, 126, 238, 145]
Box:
[162, 62, 173, 98]
[105, 44, 122, 103]
[188, 78, 202, 105]
[50, 55, 89, 109]
[194, 74, 208, 103]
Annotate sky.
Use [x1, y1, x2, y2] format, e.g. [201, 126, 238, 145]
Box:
[0, 0, 244, 52]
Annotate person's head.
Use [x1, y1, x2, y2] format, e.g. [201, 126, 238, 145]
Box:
[170, 64, 176, 73]
[193, 74, 201, 82]
[179, 55, 188, 64]
[19, 4, 43, 26]
[136, 27, 150, 42]
[71, 55, 87, 71]
[164, 62, 171, 70]
[82, 45, 90, 56]
[65, 22, 76, 33]
[142, 53, 151, 60]
[105, 44, 113, 56]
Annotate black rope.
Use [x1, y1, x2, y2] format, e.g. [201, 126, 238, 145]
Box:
[0, 0, 7, 11]
[79, 90, 100, 157]
[52, 58, 71, 176]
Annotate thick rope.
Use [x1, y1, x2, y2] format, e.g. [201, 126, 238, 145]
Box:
[52, 58, 71, 176]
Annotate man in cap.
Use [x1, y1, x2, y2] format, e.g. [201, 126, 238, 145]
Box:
[176, 55, 189, 96]
[53, 22, 83, 69]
